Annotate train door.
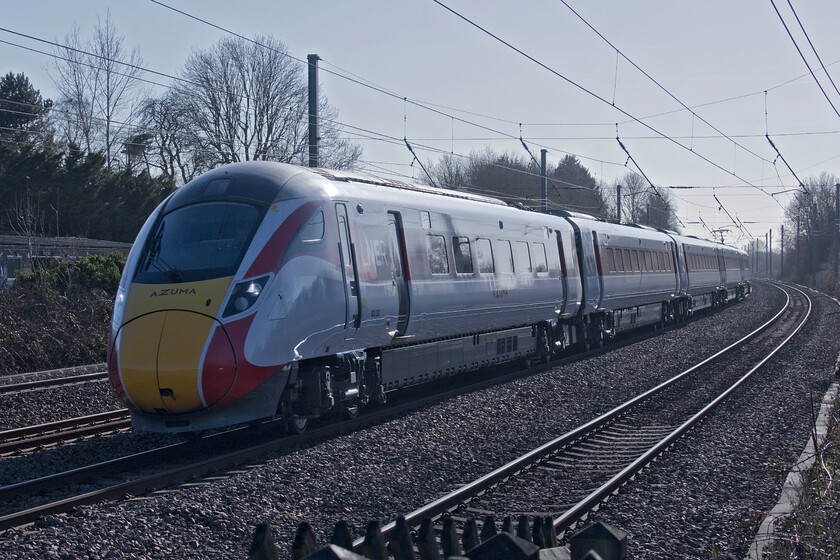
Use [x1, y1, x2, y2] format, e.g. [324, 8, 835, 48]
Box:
[336, 204, 361, 340]
[387, 212, 410, 337]
[590, 231, 605, 309]
[555, 231, 568, 316]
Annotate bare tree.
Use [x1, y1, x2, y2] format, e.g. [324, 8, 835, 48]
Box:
[139, 92, 212, 184]
[172, 34, 360, 170]
[51, 12, 144, 168]
[430, 153, 470, 190]
[7, 176, 45, 259]
[646, 186, 679, 231]
[783, 172, 839, 282]
[618, 172, 649, 224]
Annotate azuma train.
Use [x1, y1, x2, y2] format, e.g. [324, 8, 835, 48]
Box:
[108, 162, 751, 434]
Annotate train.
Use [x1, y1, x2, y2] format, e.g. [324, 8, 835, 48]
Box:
[107, 161, 751, 434]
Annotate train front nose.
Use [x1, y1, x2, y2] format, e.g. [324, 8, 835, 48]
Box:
[116, 311, 236, 413]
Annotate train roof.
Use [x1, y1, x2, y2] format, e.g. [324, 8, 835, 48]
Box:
[167, 161, 510, 213]
[310, 168, 508, 207]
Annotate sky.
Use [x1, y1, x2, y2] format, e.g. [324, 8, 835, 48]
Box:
[3, 0, 840, 248]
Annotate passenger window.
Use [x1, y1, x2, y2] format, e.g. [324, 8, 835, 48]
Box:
[631, 250, 639, 272]
[497, 240, 514, 273]
[643, 251, 651, 272]
[475, 238, 495, 273]
[453, 236, 473, 273]
[420, 210, 432, 229]
[427, 235, 449, 274]
[299, 209, 325, 243]
[607, 248, 616, 273]
[515, 241, 532, 273]
[532, 243, 548, 273]
[615, 250, 625, 272]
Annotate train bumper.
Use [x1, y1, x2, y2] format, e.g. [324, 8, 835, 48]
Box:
[128, 364, 291, 433]
[114, 310, 236, 413]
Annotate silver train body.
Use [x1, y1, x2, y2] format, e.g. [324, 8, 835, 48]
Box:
[108, 162, 751, 433]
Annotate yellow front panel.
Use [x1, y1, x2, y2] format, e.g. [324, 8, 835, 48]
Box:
[156, 311, 215, 412]
[123, 276, 234, 324]
[119, 313, 167, 411]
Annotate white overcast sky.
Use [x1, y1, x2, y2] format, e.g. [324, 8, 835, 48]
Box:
[3, 0, 840, 247]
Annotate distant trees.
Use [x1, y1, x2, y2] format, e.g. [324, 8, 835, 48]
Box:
[0, 72, 53, 146]
[50, 13, 144, 169]
[0, 21, 364, 244]
[0, 70, 173, 243]
[782, 172, 839, 285]
[429, 150, 609, 218]
[141, 34, 361, 180]
[601, 171, 680, 231]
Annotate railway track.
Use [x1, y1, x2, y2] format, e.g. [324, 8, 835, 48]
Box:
[0, 365, 108, 395]
[0, 286, 786, 533]
[0, 410, 130, 455]
[348, 282, 811, 548]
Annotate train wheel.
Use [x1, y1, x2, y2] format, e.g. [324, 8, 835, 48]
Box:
[287, 416, 309, 434]
[280, 398, 308, 434]
[338, 401, 360, 420]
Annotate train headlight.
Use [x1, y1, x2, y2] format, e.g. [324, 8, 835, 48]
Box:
[112, 286, 128, 330]
[223, 276, 269, 318]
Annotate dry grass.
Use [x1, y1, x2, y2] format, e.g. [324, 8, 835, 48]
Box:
[0, 283, 113, 375]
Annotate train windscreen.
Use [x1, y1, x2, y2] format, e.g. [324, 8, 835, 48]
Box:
[134, 202, 261, 284]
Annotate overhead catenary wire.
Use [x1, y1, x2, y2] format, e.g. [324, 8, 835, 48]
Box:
[430, 0, 781, 205]
[770, 0, 840, 120]
[0, 5, 802, 237]
[0, 22, 624, 189]
[615, 128, 686, 228]
[148, 0, 806, 212]
[784, 0, 840, 100]
[713, 193, 753, 239]
[557, 0, 774, 167]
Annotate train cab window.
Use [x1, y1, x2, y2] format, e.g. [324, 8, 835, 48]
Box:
[515, 241, 532, 273]
[475, 238, 495, 273]
[420, 210, 432, 229]
[298, 209, 325, 243]
[496, 240, 514, 273]
[134, 201, 262, 284]
[532, 243, 548, 273]
[428, 235, 449, 274]
[453, 236, 473, 274]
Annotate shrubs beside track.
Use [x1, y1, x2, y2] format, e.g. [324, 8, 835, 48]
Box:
[0, 253, 123, 375]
